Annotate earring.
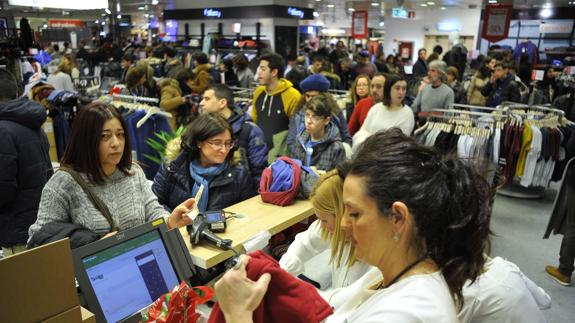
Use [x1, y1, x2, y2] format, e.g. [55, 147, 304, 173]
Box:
[393, 233, 400, 242]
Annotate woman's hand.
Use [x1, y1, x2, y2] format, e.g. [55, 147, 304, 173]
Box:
[167, 198, 195, 229]
[214, 255, 271, 323]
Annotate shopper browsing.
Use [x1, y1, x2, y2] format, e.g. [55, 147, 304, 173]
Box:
[279, 170, 372, 292]
[252, 52, 301, 152]
[345, 74, 370, 122]
[160, 69, 197, 129]
[288, 96, 346, 171]
[411, 60, 455, 114]
[347, 73, 386, 136]
[286, 74, 352, 156]
[28, 103, 194, 248]
[481, 61, 521, 107]
[413, 48, 429, 77]
[152, 113, 256, 213]
[214, 128, 492, 322]
[352, 74, 415, 149]
[199, 84, 268, 183]
[0, 69, 53, 256]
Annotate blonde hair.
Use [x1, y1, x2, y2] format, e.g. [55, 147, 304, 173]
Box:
[310, 169, 356, 268]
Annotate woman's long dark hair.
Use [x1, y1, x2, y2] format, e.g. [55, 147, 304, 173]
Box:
[344, 128, 492, 308]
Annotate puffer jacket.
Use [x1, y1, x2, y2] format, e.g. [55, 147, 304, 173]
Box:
[164, 57, 183, 79]
[289, 123, 346, 171]
[27, 221, 100, 249]
[467, 73, 488, 106]
[287, 109, 351, 156]
[191, 63, 213, 94]
[481, 73, 521, 107]
[152, 150, 257, 212]
[160, 78, 192, 130]
[0, 97, 53, 248]
[228, 106, 269, 182]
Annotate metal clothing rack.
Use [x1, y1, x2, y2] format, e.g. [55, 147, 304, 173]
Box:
[111, 94, 159, 105]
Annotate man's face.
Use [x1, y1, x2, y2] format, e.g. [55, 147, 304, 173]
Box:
[419, 50, 427, 61]
[494, 66, 507, 79]
[370, 75, 386, 102]
[257, 60, 274, 85]
[200, 89, 225, 114]
[312, 60, 323, 73]
[120, 59, 131, 69]
[428, 67, 441, 83]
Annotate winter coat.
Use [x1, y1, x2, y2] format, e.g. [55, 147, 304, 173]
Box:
[152, 150, 257, 212]
[287, 109, 351, 157]
[27, 221, 100, 249]
[160, 78, 193, 130]
[413, 58, 428, 77]
[443, 44, 468, 81]
[467, 73, 488, 106]
[0, 97, 53, 248]
[164, 57, 183, 79]
[191, 63, 213, 94]
[289, 123, 346, 171]
[251, 79, 301, 149]
[228, 106, 269, 182]
[481, 74, 521, 107]
[449, 80, 467, 104]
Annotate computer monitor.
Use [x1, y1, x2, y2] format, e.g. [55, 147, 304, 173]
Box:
[72, 220, 185, 323]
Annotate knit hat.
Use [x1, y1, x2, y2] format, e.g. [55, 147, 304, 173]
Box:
[429, 60, 447, 74]
[300, 74, 330, 93]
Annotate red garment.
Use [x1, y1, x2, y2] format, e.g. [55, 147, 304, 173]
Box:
[208, 250, 333, 323]
[348, 97, 375, 136]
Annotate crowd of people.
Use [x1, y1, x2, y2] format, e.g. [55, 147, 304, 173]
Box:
[1, 37, 572, 323]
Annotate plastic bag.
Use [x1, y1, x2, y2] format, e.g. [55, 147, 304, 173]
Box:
[142, 281, 214, 323]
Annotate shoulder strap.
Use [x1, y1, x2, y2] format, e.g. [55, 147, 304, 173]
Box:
[59, 167, 119, 232]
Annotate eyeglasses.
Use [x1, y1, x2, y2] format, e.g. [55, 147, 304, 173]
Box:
[304, 113, 326, 123]
[206, 140, 234, 150]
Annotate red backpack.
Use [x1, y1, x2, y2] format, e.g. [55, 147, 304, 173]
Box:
[259, 157, 302, 206]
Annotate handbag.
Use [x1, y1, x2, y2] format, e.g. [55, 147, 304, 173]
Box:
[59, 167, 120, 232]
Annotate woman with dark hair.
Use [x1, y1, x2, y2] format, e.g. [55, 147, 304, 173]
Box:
[152, 113, 256, 212]
[28, 103, 194, 246]
[160, 69, 196, 129]
[232, 54, 254, 89]
[385, 55, 400, 75]
[352, 74, 414, 149]
[213, 128, 493, 322]
[346, 74, 370, 121]
[219, 59, 239, 87]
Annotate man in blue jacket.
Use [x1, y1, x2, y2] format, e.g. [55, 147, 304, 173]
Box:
[0, 69, 53, 256]
[200, 84, 268, 182]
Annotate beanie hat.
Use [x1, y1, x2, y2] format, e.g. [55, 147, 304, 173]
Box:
[300, 74, 330, 93]
[429, 60, 447, 74]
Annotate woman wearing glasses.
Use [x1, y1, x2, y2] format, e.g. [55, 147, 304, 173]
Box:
[152, 113, 257, 213]
[288, 96, 346, 171]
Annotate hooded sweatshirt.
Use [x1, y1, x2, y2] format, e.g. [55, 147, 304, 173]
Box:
[251, 78, 301, 148]
[0, 97, 53, 247]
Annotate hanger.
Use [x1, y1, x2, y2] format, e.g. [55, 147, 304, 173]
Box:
[136, 106, 173, 128]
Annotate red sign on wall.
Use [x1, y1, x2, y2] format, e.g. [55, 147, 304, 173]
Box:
[481, 4, 512, 43]
[48, 20, 85, 28]
[352, 11, 368, 39]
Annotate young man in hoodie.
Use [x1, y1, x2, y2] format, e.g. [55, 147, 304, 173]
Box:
[481, 61, 521, 107]
[0, 69, 53, 256]
[200, 83, 268, 183]
[252, 52, 301, 153]
[288, 96, 345, 171]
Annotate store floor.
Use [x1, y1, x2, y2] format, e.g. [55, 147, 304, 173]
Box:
[303, 182, 574, 322]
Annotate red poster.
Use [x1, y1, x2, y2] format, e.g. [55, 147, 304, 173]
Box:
[352, 11, 368, 39]
[481, 4, 512, 43]
[48, 20, 85, 28]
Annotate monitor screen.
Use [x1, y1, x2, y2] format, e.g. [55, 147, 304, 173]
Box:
[81, 230, 179, 323]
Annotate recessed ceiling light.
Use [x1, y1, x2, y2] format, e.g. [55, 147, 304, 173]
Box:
[313, 11, 319, 17]
[488, 0, 497, 3]
[117, 14, 121, 19]
[327, 4, 335, 8]
[379, 21, 384, 26]
[371, 2, 379, 6]
[315, 0, 321, 2]
[420, 3, 428, 7]
[427, 1, 436, 5]
[441, 7, 446, 10]
[138, 6, 145, 10]
[540, 8, 552, 18]
[348, 8, 355, 12]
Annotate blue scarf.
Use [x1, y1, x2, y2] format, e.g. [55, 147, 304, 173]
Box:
[189, 160, 229, 212]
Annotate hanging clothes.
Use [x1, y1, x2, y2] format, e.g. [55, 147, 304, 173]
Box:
[513, 41, 538, 67]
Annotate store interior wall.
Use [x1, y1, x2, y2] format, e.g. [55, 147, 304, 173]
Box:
[383, 7, 482, 61]
[171, 0, 306, 10]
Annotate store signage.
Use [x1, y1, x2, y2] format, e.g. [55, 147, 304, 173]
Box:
[352, 11, 368, 39]
[287, 7, 304, 18]
[9, 0, 107, 9]
[392, 8, 408, 19]
[48, 20, 85, 28]
[437, 22, 459, 32]
[481, 4, 512, 43]
[203, 8, 222, 18]
[539, 21, 574, 34]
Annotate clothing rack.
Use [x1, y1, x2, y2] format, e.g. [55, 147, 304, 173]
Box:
[452, 104, 501, 112]
[430, 108, 503, 119]
[111, 94, 159, 104]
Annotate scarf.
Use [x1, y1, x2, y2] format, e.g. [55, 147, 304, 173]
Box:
[189, 160, 229, 212]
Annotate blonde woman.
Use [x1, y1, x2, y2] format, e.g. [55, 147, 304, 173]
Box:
[279, 169, 372, 293]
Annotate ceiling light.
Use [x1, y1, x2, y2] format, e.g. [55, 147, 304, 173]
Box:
[313, 11, 319, 17]
[152, 0, 159, 5]
[543, 3, 552, 8]
[117, 14, 121, 19]
[105, 8, 111, 14]
[441, 7, 446, 10]
[101, 21, 105, 25]
[138, 6, 145, 10]
[327, 4, 335, 8]
[116, 3, 121, 12]
[427, 1, 435, 5]
[95, 20, 99, 24]
[43, 24, 48, 29]
[540, 8, 552, 18]
[379, 21, 384, 27]
[488, 0, 497, 3]
[101, 13, 106, 16]
[371, 2, 379, 6]
[315, 0, 321, 2]
[348, 8, 355, 12]
[420, 3, 428, 7]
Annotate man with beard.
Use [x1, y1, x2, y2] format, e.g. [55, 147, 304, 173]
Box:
[411, 60, 454, 114]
